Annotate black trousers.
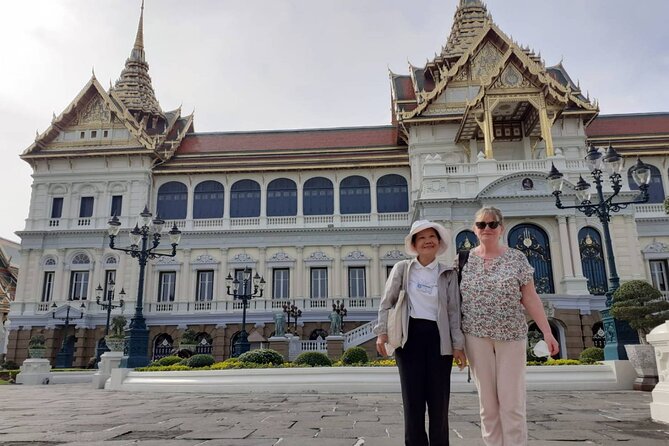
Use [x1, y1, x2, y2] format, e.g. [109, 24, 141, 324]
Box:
[395, 317, 453, 446]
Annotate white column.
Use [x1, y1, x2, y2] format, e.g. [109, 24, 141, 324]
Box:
[557, 216, 574, 278]
[371, 244, 380, 298]
[295, 246, 304, 299]
[219, 248, 228, 299]
[258, 247, 266, 281]
[180, 248, 191, 302]
[55, 249, 67, 301]
[333, 245, 342, 298]
[567, 216, 584, 277]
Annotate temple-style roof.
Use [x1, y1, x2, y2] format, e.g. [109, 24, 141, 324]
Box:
[586, 113, 669, 156]
[111, 1, 164, 121]
[154, 126, 407, 174]
[390, 1, 598, 143]
[21, 2, 193, 163]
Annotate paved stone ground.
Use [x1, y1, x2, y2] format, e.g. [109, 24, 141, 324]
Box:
[0, 384, 667, 445]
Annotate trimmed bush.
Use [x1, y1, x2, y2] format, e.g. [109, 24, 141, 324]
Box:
[294, 351, 332, 367]
[186, 354, 215, 368]
[341, 346, 369, 365]
[237, 349, 284, 365]
[611, 280, 669, 342]
[0, 360, 19, 370]
[579, 347, 604, 364]
[155, 355, 183, 366]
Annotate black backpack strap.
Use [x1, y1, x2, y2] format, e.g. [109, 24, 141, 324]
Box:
[457, 250, 470, 284]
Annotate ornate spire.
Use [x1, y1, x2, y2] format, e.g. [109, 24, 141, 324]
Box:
[442, 0, 489, 60]
[113, 0, 163, 120]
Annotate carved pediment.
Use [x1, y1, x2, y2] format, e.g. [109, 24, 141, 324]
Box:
[471, 41, 503, 81]
[74, 96, 112, 125]
[643, 242, 669, 254]
[478, 173, 558, 199]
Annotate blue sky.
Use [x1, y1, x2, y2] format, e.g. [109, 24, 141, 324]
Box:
[1, 0, 667, 242]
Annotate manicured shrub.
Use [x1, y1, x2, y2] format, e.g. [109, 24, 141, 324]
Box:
[341, 346, 369, 365]
[611, 280, 669, 342]
[186, 354, 215, 368]
[0, 360, 19, 370]
[136, 364, 191, 372]
[579, 347, 604, 364]
[155, 355, 182, 366]
[294, 351, 332, 367]
[237, 349, 284, 365]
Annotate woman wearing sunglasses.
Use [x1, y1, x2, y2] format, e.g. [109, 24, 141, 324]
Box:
[460, 207, 559, 446]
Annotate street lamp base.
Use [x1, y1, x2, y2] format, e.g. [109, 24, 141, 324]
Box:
[121, 325, 150, 368]
[601, 309, 639, 361]
[232, 331, 250, 357]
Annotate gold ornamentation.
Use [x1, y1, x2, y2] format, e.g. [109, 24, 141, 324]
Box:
[471, 42, 502, 80]
[77, 97, 111, 124]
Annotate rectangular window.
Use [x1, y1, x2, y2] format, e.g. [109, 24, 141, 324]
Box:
[41, 272, 55, 302]
[79, 196, 94, 218]
[103, 270, 116, 301]
[348, 267, 366, 298]
[69, 271, 89, 300]
[79, 131, 85, 139]
[196, 270, 214, 301]
[103, 130, 109, 138]
[650, 260, 668, 293]
[386, 265, 394, 279]
[90, 130, 97, 138]
[272, 268, 290, 299]
[51, 197, 64, 219]
[310, 268, 328, 299]
[158, 272, 176, 302]
[234, 269, 253, 296]
[110, 195, 123, 217]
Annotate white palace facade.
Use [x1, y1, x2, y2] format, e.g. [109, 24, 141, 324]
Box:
[6, 0, 669, 366]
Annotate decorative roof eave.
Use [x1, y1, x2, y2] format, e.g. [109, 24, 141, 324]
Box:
[152, 160, 409, 175]
[20, 147, 157, 161]
[400, 23, 598, 123]
[156, 112, 194, 161]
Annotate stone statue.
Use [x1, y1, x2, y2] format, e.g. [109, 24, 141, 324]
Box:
[273, 312, 286, 337]
[329, 311, 342, 336]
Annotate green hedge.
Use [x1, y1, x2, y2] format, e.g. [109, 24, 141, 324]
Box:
[579, 347, 604, 364]
[237, 349, 285, 365]
[294, 351, 332, 367]
[341, 346, 369, 365]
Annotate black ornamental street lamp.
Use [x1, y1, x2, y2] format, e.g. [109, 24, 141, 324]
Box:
[547, 145, 651, 360]
[226, 267, 265, 357]
[51, 298, 86, 368]
[94, 278, 125, 360]
[283, 302, 302, 334]
[107, 206, 181, 368]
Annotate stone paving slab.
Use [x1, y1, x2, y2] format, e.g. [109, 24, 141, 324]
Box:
[0, 384, 667, 445]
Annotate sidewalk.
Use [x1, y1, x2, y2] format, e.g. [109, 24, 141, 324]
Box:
[0, 384, 667, 445]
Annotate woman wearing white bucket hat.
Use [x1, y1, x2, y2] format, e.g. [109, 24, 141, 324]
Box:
[374, 220, 466, 446]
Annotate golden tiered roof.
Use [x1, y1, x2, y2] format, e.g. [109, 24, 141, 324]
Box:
[442, 0, 490, 61]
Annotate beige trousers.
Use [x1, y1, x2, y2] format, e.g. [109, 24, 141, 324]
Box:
[465, 334, 527, 446]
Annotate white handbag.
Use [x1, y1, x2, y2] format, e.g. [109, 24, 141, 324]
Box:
[386, 261, 408, 350]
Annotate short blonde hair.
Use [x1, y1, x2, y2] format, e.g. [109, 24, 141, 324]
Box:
[474, 206, 504, 225]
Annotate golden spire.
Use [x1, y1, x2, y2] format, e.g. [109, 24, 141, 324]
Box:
[114, 0, 163, 121]
[442, 0, 489, 60]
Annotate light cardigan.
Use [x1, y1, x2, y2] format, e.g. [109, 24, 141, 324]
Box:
[373, 259, 465, 355]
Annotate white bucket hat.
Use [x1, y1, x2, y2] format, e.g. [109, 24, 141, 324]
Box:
[404, 220, 450, 257]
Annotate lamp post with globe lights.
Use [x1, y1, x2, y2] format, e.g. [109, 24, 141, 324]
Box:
[51, 298, 86, 368]
[547, 145, 651, 359]
[106, 206, 181, 368]
[94, 278, 125, 360]
[225, 267, 265, 357]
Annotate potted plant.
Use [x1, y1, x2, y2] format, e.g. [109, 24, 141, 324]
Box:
[610, 280, 669, 390]
[105, 315, 127, 352]
[178, 328, 199, 352]
[28, 334, 46, 359]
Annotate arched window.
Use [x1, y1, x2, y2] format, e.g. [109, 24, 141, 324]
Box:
[592, 322, 605, 348]
[628, 163, 664, 203]
[193, 181, 224, 219]
[528, 321, 562, 359]
[157, 182, 187, 219]
[579, 227, 607, 295]
[508, 224, 554, 294]
[267, 178, 297, 216]
[340, 176, 370, 214]
[71, 253, 90, 265]
[377, 174, 408, 213]
[456, 230, 479, 252]
[152, 334, 174, 361]
[230, 180, 260, 218]
[309, 329, 329, 340]
[195, 332, 213, 355]
[303, 177, 334, 215]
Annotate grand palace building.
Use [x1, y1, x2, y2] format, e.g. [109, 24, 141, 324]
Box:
[6, 0, 669, 366]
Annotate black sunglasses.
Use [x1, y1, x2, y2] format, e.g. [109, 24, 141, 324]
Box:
[475, 221, 501, 230]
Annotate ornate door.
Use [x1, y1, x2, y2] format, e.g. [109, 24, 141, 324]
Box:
[508, 224, 554, 294]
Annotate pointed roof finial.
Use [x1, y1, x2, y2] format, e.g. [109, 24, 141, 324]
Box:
[91, 66, 96, 78]
[134, 0, 145, 52]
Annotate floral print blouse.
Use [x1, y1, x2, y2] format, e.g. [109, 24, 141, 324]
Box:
[460, 248, 534, 341]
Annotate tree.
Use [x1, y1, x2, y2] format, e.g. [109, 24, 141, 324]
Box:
[610, 280, 669, 343]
